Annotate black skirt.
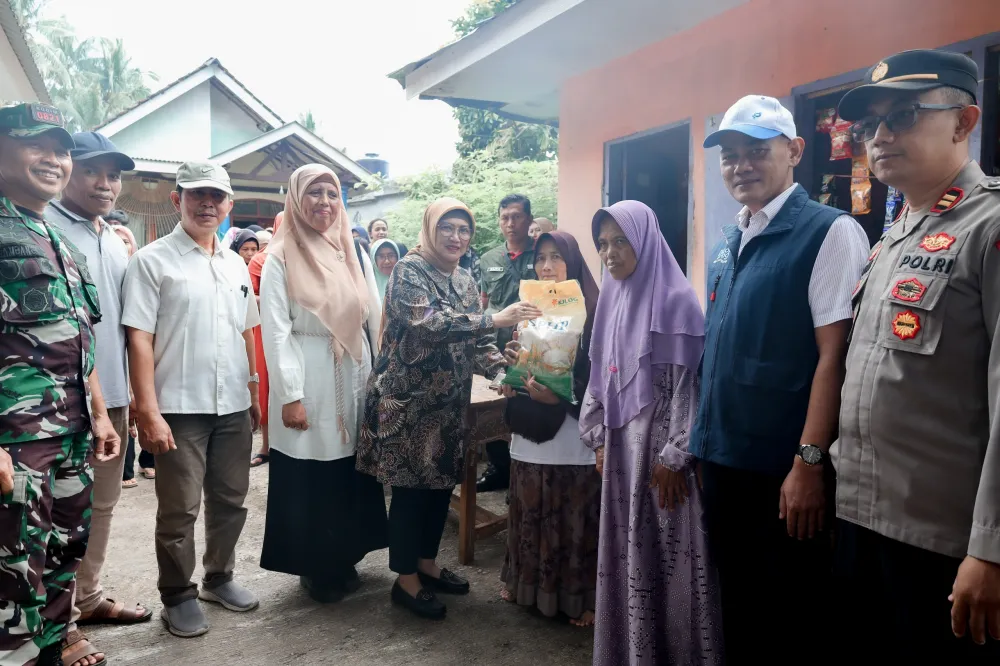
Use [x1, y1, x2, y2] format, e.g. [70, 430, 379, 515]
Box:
[260, 451, 389, 581]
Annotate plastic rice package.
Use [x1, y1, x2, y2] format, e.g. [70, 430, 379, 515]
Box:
[502, 279, 587, 403]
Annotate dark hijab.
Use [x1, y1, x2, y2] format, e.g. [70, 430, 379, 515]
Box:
[230, 229, 259, 253]
[504, 230, 599, 443]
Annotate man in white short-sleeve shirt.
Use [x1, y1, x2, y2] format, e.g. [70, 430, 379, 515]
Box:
[122, 161, 261, 638]
[691, 95, 870, 663]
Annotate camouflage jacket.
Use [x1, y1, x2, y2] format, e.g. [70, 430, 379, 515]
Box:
[0, 195, 101, 444]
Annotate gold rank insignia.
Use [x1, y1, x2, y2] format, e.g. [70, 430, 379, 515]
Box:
[892, 310, 921, 340]
[930, 187, 964, 214]
[871, 61, 889, 82]
[918, 232, 956, 252]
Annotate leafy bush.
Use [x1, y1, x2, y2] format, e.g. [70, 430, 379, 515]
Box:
[385, 152, 558, 255]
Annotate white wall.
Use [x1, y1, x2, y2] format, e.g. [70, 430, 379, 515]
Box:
[0, 35, 40, 102]
[210, 85, 262, 155]
[109, 81, 212, 161]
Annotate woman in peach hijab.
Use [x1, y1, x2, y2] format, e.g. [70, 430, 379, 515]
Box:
[258, 165, 387, 603]
[357, 197, 540, 620]
[249, 212, 282, 468]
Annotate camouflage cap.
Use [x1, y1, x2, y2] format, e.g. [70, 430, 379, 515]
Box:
[0, 103, 75, 149]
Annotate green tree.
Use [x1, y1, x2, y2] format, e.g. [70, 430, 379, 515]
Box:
[386, 151, 558, 256]
[450, 0, 558, 161]
[299, 110, 317, 132]
[11, 0, 155, 131]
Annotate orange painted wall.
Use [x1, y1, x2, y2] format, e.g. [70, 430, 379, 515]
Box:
[558, 0, 1000, 300]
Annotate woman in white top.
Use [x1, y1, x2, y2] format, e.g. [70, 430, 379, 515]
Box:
[259, 164, 387, 603]
[497, 230, 602, 626]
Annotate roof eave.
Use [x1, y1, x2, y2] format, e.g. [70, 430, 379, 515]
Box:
[0, 0, 51, 103]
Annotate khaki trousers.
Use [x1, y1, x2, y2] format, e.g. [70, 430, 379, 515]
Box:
[68, 405, 129, 630]
[156, 411, 252, 606]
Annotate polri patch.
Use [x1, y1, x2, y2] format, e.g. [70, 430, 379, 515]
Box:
[891, 310, 921, 341]
[891, 277, 926, 303]
[919, 233, 956, 252]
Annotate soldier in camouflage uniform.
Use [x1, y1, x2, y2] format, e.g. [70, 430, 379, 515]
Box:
[0, 103, 120, 666]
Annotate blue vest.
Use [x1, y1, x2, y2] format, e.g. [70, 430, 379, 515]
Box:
[690, 185, 840, 476]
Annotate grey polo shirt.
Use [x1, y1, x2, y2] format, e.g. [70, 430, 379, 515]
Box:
[45, 201, 130, 409]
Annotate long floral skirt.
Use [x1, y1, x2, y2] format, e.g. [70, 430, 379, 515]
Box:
[500, 460, 601, 619]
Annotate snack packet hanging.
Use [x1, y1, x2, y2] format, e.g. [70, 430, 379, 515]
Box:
[830, 119, 854, 160]
[851, 177, 872, 215]
[502, 279, 587, 403]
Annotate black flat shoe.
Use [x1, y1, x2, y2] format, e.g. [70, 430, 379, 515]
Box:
[391, 581, 446, 620]
[418, 568, 470, 595]
[300, 576, 344, 603]
[475, 472, 509, 493]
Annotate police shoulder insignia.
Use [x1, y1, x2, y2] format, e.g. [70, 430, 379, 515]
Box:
[891, 277, 926, 303]
[930, 187, 964, 214]
[891, 310, 921, 340]
[918, 233, 956, 252]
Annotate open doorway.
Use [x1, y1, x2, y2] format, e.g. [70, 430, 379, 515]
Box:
[983, 45, 999, 177]
[605, 122, 691, 274]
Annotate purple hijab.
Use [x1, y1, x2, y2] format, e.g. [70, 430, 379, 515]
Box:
[588, 200, 704, 429]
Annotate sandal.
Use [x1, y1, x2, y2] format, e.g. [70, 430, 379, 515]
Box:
[121, 478, 138, 489]
[250, 453, 270, 467]
[77, 598, 152, 626]
[62, 629, 106, 666]
[140, 467, 155, 479]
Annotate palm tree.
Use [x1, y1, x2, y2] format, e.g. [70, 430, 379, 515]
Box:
[10, 0, 157, 131]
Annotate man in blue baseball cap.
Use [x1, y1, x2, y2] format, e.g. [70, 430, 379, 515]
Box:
[691, 95, 870, 663]
[45, 131, 146, 666]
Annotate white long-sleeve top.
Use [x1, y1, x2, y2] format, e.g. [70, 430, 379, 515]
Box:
[259, 251, 382, 461]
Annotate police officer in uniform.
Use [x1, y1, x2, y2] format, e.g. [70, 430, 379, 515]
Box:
[0, 103, 119, 665]
[833, 50, 1000, 662]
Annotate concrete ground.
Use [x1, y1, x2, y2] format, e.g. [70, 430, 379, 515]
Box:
[88, 436, 594, 665]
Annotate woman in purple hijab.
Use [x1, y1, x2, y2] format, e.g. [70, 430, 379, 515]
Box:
[580, 200, 724, 665]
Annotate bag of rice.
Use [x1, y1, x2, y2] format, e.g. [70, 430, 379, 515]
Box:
[502, 279, 587, 403]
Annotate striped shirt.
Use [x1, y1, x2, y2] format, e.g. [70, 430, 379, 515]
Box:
[736, 183, 870, 328]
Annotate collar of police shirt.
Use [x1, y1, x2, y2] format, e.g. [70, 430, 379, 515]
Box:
[121, 222, 259, 416]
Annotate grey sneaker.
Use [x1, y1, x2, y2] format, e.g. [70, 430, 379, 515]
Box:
[198, 581, 259, 612]
[160, 599, 209, 638]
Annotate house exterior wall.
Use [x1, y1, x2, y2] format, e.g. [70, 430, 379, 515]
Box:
[0, 35, 39, 102]
[210, 85, 263, 156]
[346, 191, 407, 228]
[557, 0, 1000, 301]
[109, 81, 212, 161]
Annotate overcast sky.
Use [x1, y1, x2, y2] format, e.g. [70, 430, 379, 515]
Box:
[44, 0, 469, 176]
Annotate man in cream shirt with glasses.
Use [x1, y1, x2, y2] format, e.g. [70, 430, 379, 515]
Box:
[122, 161, 262, 638]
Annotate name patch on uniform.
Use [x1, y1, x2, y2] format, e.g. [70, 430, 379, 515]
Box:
[0, 244, 44, 260]
[898, 254, 954, 275]
[891, 277, 926, 303]
[487, 266, 504, 272]
[918, 233, 956, 252]
[891, 310, 921, 340]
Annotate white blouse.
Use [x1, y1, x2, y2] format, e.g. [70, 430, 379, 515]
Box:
[259, 252, 382, 461]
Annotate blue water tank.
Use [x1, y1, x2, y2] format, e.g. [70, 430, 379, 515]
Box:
[358, 152, 389, 178]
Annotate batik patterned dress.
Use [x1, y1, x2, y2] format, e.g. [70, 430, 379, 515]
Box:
[357, 253, 504, 489]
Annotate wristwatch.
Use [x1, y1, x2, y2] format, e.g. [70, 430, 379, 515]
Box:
[797, 444, 825, 466]
[248, 374, 260, 384]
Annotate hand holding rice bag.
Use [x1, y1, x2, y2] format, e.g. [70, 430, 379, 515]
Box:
[502, 279, 588, 403]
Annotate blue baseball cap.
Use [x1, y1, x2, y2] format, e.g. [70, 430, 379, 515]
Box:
[70, 131, 135, 171]
[704, 95, 798, 148]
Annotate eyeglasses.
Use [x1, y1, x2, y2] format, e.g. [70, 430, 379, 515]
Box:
[850, 102, 965, 142]
[436, 223, 472, 240]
